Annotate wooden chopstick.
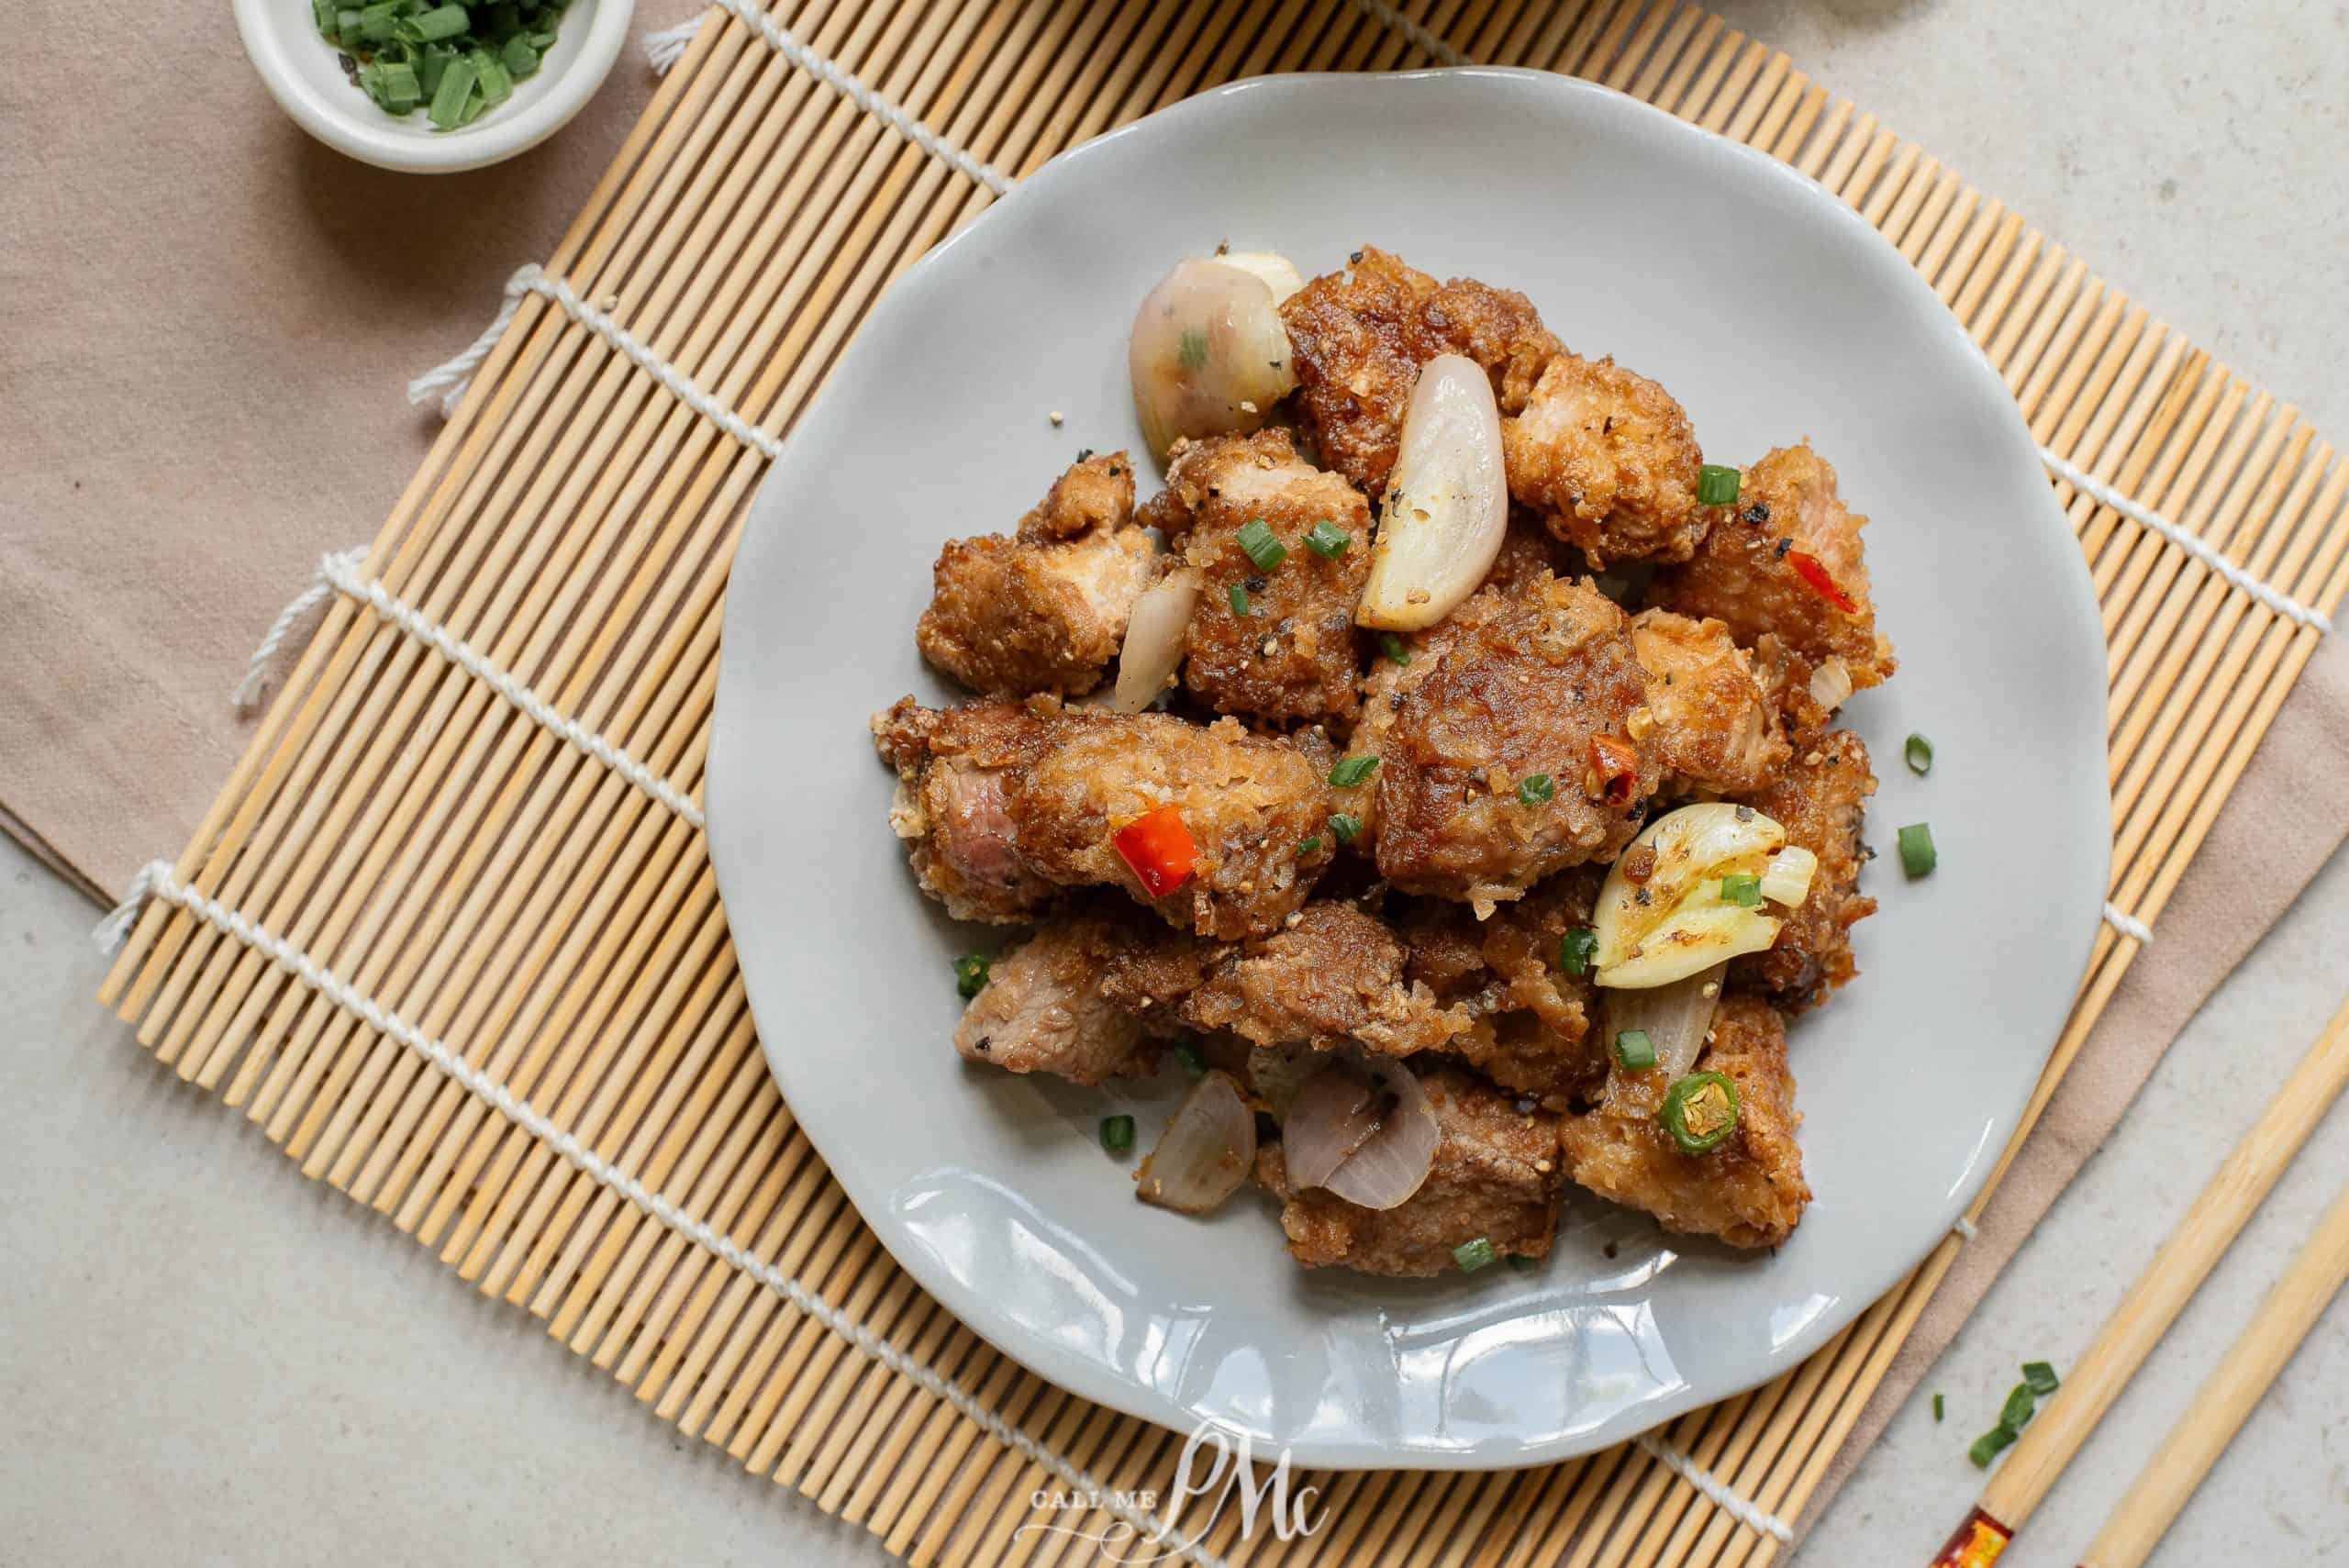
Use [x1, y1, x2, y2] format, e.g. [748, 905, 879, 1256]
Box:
[2076, 1177, 2349, 1568]
[1926, 994, 2349, 1566]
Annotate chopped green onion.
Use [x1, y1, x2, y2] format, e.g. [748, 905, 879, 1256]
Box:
[1696, 463, 1742, 506]
[1720, 872, 1764, 906]
[1235, 517, 1287, 573]
[417, 41, 454, 95]
[1228, 583, 1251, 617]
[2000, 1383, 2036, 1429]
[1559, 927, 1598, 976]
[407, 3, 471, 39]
[338, 8, 365, 42]
[1329, 755, 1379, 787]
[369, 58, 422, 110]
[1612, 1029, 1656, 1071]
[1304, 519, 1352, 559]
[356, 2, 404, 43]
[1100, 1114, 1135, 1154]
[1897, 822, 1937, 878]
[1517, 773, 1554, 805]
[952, 952, 991, 999]
[313, 0, 340, 39]
[1657, 1071, 1740, 1154]
[1452, 1235, 1496, 1273]
[1905, 733, 1933, 775]
[426, 53, 477, 128]
[468, 45, 513, 106]
[2021, 1362, 2060, 1396]
[1173, 1041, 1206, 1078]
[500, 33, 540, 76]
[1377, 631, 1409, 666]
[1297, 835, 1322, 856]
[1968, 1423, 2017, 1469]
[1177, 328, 1209, 371]
[1508, 1253, 1539, 1273]
[1328, 812, 1363, 846]
[1933, 1392, 1944, 1423]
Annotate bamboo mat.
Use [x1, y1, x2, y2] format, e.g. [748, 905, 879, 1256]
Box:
[97, 1, 2349, 1562]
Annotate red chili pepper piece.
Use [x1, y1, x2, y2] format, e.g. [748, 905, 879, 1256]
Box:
[1589, 734, 1640, 808]
[1787, 550, 1857, 613]
[1111, 805, 1197, 897]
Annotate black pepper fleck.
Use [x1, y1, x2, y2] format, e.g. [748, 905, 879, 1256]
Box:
[1773, 537, 1794, 559]
[1743, 501, 1771, 525]
[1734, 805, 1754, 821]
[1349, 250, 1364, 264]
[1075, 448, 1094, 462]
[1246, 575, 1268, 593]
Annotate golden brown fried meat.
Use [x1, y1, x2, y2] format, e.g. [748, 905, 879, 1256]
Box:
[955, 911, 1158, 1084]
[1730, 730, 1876, 1011]
[1258, 1065, 1564, 1275]
[1650, 443, 1895, 699]
[1555, 995, 1809, 1249]
[1098, 901, 1472, 1056]
[1371, 575, 1661, 910]
[1503, 351, 1707, 567]
[1627, 609, 1791, 796]
[1278, 247, 1562, 495]
[1152, 431, 1372, 726]
[916, 453, 1153, 697]
[874, 697, 1341, 940]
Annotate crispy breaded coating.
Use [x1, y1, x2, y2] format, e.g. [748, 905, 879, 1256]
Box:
[1650, 443, 1895, 696]
[1278, 247, 1562, 495]
[1627, 609, 1791, 795]
[1098, 902, 1472, 1056]
[1258, 1065, 1564, 1275]
[955, 912, 1156, 1084]
[1504, 351, 1707, 566]
[1730, 730, 1877, 1011]
[1555, 995, 1810, 1248]
[1371, 575, 1661, 909]
[1152, 431, 1371, 725]
[874, 697, 1341, 940]
[916, 454, 1154, 697]
[1019, 450, 1136, 541]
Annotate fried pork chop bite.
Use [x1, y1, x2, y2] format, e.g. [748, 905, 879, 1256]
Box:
[1371, 574, 1662, 909]
[874, 697, 1340, 940]
[1503, 351, 1708, 567]
[1258, 1064, 1563, 1275]
[954, 910, 1157, 1084]
[1278, 247, 1562, 495]
[1650, 443, 1895, 702]
[1627, 609, 1791, 796]
[1098, 901, 1472, 1057]
[1557, 995, 1810, 1248]
[915, 452, 1154, 698]
[1730, 730, 1877, 1011]
[1149, 430, 1372, 725]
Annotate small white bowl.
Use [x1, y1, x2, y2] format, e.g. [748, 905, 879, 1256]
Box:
[234, 0, 635, 173]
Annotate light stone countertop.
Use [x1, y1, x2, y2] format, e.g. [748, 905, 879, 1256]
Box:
[6, 4, 2346, 1563]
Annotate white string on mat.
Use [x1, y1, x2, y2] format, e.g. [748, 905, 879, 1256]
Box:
[2038, 448, 2332, 634]
[1951, 1215, 1979, 1242]
[1635, 1432, 1794, 1542]
[233, 549, 706, 829]
[1348, 0, 1472, 67]
[93, 860, 1228, 1568]
[644, 1, 1010, 195]
[231, 547, 370, 711]
[2103, 902, 2154, 945]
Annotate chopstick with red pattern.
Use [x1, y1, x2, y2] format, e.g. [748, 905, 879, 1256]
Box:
[1924, 995, 2349, 1566]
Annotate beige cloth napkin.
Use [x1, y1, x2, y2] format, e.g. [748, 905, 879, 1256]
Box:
[0, 0, 699, 904]
[5, 2, 2345, 1544]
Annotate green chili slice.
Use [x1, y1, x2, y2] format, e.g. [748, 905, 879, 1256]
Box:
[1657, 1071, 1740, 1153]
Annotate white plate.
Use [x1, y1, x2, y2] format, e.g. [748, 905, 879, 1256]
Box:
[706, 70, 2109, 1469]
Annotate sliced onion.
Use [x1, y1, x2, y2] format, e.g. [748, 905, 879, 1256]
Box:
[1604, 962, 1725, 1080]
[1759, 845, 1818, 907]
[1594, 802, 1788, 987]
[1807, 656, 1854, 711]
[1282, 1059, 1441, 1211]
[1129, 260, 1299, 459]
[1135, 1069, 1257, 1215]
[1356, 353, 1508, 630]
[1211, 251, 1305, 305]
[1111, 567, 1201, 713]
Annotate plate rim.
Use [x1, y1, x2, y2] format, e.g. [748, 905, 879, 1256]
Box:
[707, 65, 2113, 1472]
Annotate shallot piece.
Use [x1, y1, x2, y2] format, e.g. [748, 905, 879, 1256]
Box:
[1111, 567, 1202, 713]
[1603, 962, 1727, 1080]
[1128, 258, 1300, 459]
[1356, 353, 1508, 630]
[1280, 1058, 1442, 1211]
[1135, 1069, 1257, 1215]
